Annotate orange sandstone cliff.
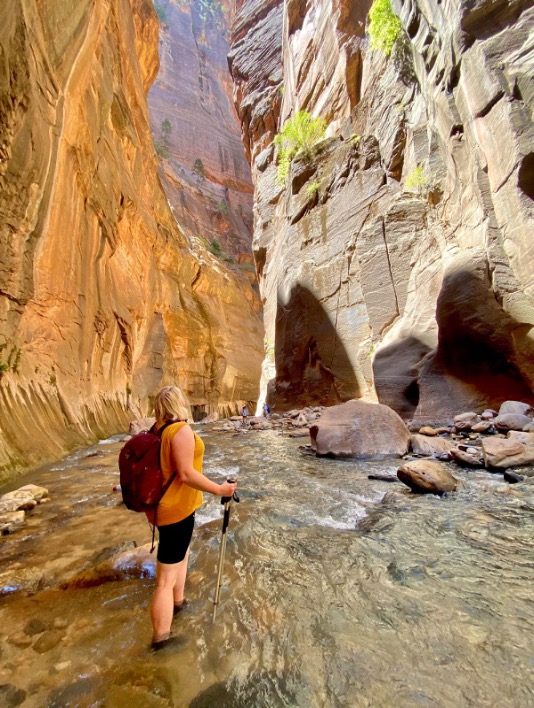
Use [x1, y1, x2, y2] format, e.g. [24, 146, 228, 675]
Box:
[0, 0, 263, 483]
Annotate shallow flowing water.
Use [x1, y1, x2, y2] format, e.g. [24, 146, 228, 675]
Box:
[1, 427, 533, 707]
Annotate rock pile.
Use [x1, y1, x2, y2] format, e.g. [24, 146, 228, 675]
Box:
[398, 400, 534, 494]
[0, 484, 50, 534]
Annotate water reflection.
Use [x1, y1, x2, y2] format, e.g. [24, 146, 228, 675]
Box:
[0, 428, 533, 707]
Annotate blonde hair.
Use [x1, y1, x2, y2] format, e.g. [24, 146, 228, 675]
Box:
[154, 386, 188, 423]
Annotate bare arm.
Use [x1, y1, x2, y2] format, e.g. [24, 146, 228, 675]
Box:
[170, 424, 237, 497]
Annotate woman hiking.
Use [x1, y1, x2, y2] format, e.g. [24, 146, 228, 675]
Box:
[148, 386, 237, 650]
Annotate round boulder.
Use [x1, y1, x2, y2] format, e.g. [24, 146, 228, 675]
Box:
[397, 460, 458, 495]
[494, 414, 532, 431]
[498, 401, 533, 417]
[309, 400, 410, 458]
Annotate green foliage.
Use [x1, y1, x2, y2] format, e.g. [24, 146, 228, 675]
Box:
[405, 164, 428, 190]
[350, 133, 361, 145]
[193, 158, 205, 178]
[238, 262, 256, 273]
[0, 342, 21, 379]
[198, 0, 223, 25]
[305, 181, 321, 196]
[367, 0, 402, 57]
[223, 256, 235, 264]
[154, 2, 167, 22]
[154, 140, 170, 159]
[209, 238, 222, 256]
[216, 198, 229, 215]
[274, 111, 327, 187]
[161, 118, 172, 137]
[264, 337, 275, 362]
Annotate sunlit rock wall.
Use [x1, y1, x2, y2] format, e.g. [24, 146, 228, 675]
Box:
[0, 0, 263, 483]
[229, 0, 534, 418]
[148, 0, 255, 259]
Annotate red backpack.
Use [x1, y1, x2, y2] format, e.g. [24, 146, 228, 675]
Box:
[118, 422, 176, 549]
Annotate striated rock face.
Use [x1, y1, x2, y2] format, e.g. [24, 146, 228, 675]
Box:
[229, 0, 534, 417]
[0, 0, 263, 483]
[148, 0, 255, 258]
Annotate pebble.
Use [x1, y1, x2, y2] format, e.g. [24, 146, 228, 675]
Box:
[0, 684, 27, 707]
[33, 629, 64, 654]
[9, 633, 33, 648]
[53, 661, 72, 672]
[24, 618, 47, 636]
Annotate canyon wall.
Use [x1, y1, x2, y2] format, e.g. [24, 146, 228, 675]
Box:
[0, 0, 263, 483]
[148, 0, 255, 260]
[229, 0, 534, 419]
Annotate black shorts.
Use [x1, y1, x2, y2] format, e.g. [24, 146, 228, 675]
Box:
[157, 513, 195, 564]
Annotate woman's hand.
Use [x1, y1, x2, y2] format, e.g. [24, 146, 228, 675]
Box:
[218, 480, 237, 497]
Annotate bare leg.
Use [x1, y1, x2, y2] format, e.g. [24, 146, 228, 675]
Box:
[173, 547, 190, 605]
[150, 561, 180, 640]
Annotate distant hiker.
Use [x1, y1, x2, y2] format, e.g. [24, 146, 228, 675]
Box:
[148, 386, 237, 650]
[263, 402, 271, 417]
[241, 404, 249, 426]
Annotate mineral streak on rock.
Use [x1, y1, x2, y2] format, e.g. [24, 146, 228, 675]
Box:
[148, 0, 255, 258]
[229, 0, 534, 415]
[0, 0, 263, 483]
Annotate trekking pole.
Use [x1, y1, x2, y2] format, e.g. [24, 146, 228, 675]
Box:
[212, 478, 239, 622]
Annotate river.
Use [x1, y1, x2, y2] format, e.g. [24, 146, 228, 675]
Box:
[1, 426, 533, 707]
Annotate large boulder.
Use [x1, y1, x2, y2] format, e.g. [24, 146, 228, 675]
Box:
[494, 414, 533, 431]
[482, 437, 534, 469]
[498, 401, 533, 417]
[397, 460, 458, 495]
[411, 434, 456, 457]
[309, 400, 410, 458]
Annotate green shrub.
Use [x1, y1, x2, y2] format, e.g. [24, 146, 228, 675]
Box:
[305, 181, 321, 196]
[194, 158, 205, 178]
[154, 2, 167, 22]
[154, 140, 170, 159]
[274, 111, 327, 186]
[161, 118, 172, 138]
[0, 342, 21, 379]
[405, 164, 428, 190]
[367, 0, 402, 57]
[209, 238, 222, 256]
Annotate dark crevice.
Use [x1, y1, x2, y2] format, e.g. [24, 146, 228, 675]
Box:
[518, 153, 534, 201]
[475, 90, 504, 119]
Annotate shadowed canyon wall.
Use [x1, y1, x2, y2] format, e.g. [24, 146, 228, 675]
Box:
[0, 0, 263, 483]
[229, 0, 534, 418]
[148, 0, 255, 260]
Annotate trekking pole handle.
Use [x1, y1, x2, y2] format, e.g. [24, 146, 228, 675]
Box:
[221, 477, 240, 504]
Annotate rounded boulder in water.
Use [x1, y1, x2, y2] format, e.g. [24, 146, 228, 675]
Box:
[397, 460, 458, 495]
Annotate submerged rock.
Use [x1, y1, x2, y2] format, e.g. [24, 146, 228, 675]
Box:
[309, 400, 410, 459]
[397, 460, 458, 495]
[503, 471, 524, 484]
[0, 511, 25, 534]
[62, 543, 156, 589]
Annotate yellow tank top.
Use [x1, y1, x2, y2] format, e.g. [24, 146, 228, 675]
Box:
[147, 421, 205, 526]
